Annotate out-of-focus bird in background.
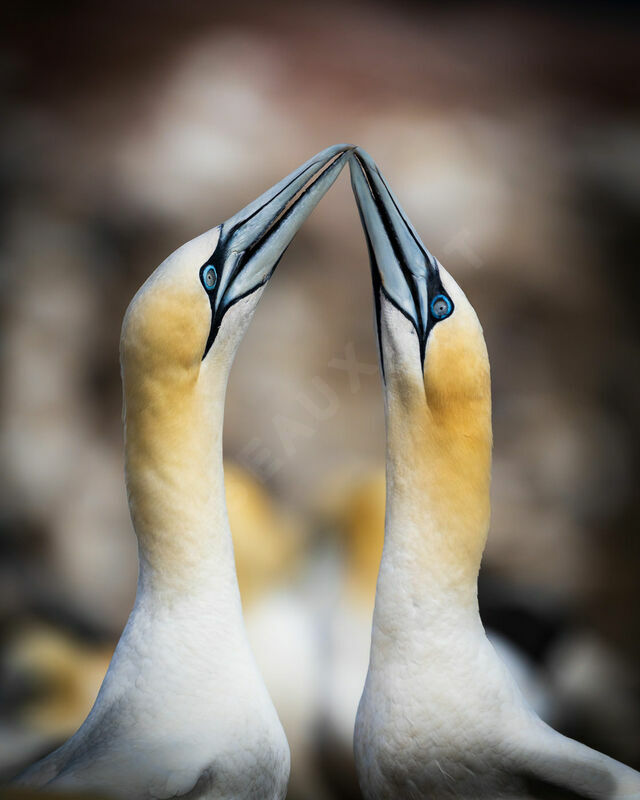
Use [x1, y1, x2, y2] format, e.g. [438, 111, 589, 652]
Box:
[225, 464, 303, 609]
[1, 624, 113, 743]
[348, 147, 640, 799]
[225, 463, 329, 800]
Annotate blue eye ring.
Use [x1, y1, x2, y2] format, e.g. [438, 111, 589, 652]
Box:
[430, 294, 453, 320]
[202, 265, 217, 291]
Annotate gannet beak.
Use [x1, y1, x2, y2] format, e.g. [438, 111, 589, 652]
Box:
[349, 147, 443, 366]
[203, 144, 354, 356]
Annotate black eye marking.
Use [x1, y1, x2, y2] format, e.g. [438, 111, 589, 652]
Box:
[430, 293, 453, 321]
[199, 240, 263, 361]
[200, 255, 223, 360]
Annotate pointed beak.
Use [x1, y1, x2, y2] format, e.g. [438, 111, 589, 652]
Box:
[348, 148, 441, 362]
[215, 143, 354, 306]
[202, 143, 354, 357]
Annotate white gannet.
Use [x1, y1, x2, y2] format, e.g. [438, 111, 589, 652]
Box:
[14, 144, 353, 800]
[348, 148, 640, 800]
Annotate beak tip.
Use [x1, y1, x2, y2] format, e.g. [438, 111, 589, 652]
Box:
[335, 144, 357, 164]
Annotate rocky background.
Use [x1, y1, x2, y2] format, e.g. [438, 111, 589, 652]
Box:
[0, 1, 638, 796]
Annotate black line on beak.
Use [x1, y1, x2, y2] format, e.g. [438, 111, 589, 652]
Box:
[352, 151, 429, 368]
[201, 146, 352, 359]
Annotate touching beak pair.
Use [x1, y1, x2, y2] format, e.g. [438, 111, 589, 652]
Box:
[210, 143, 442, 364]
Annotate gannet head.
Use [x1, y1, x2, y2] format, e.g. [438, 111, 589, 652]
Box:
[349, 148, 492, 580]
[121, 144, 354, 389]
[118, 145, 352, 589]
[349, 147, 490, 416]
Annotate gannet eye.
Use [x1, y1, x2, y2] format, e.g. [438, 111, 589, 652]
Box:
[431, 294, 452, 320]
[202, 265, 217, 291]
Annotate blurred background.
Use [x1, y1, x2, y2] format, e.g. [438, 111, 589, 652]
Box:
[0, 0, 639, 796]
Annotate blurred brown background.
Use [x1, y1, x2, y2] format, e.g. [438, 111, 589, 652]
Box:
[0, 1, 639, 797]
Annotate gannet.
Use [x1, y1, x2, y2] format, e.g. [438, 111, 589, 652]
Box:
[15, 144, 353, 800]
[348, 148, 640, 800]
[313, 470, 552, 796]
